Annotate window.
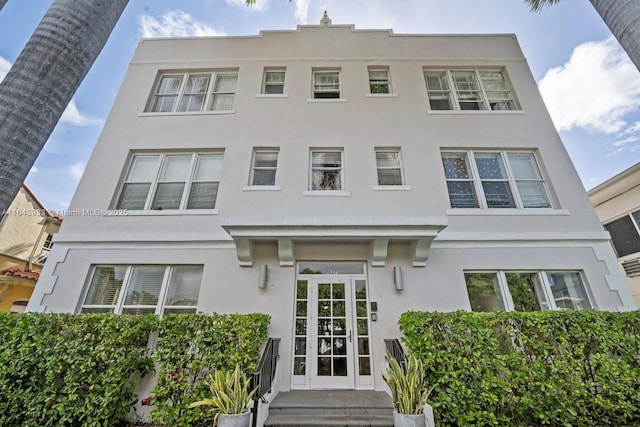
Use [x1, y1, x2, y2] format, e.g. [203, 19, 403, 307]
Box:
[424, 69, 516, 111]
[465, 271, 592, 312]
[116, 152, 223, 211]
[313, 70, 340, 99]
[43, 234, 54, 250]
[81, 265, 203, 314]
[250, 150, 279, 186]
[441, 150, 550, 209]
[375, 149, 403, 185]
[262, 70, 285, 94]
[604, 209, 640, 258]
[148, 71, 238, 113]
[310, 151, 343, 190]
[368, 68, 390, 94]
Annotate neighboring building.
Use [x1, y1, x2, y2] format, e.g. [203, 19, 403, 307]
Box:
[589, 162, 640, 308]
[0, 185, 62, 312]
[30, 14, 634, 400]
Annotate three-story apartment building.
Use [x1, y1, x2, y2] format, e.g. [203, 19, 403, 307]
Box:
[29, 16, 634, 394]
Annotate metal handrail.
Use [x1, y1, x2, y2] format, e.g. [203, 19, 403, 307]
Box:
[250, 337, 280, 427]
[384, 338, 407, 372]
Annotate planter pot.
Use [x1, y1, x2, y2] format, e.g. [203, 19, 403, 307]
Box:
[423, 404, 435, 427]
[217, 411, 251, 427]
[393, 411, 426, 427]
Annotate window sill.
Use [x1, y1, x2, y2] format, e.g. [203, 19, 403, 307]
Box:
[426, 109, 524, 115]
[138, 111, 235, 117]
[366, 93, 398, 98]
[373, 185, 412, 191]
[303, 190, 351, 197]
[256, 94, 288, 98]
[446, 208, 569, 216]
[242, 185, 282, 191]
[124, 209, 220, 216]
[306, 98, 348, 103]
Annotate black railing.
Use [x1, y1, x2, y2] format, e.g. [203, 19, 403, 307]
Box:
[384, 338, 407, 372]
[250, 337, 280, 427]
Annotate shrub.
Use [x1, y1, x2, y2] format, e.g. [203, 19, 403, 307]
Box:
[149, 313, 270, 427]
[399, 310, 640, 426]
[0, 313, 157, 427]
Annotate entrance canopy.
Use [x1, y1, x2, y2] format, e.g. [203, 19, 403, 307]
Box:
[221, 216, 447, 267]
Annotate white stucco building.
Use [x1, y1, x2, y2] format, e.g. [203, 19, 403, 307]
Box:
[30, 16, 634, 394]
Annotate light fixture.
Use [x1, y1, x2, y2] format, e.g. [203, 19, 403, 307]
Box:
[393, 266, 403, 291]
[258, 265, 268, 289]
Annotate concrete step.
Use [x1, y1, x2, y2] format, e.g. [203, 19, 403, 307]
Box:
[265, 391, 394, 427]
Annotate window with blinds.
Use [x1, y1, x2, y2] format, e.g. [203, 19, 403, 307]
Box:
[116, 152, 223, 211]
[81, 265, 203, 314]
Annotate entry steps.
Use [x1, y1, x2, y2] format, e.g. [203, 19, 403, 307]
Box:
[264, 390, 394, 427]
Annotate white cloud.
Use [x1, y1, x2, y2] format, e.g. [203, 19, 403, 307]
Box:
[609, 136, 640, 155]
[539, 37, 640, 134]
[60, 99, 102, 126]
[30, 166, 38, 174]
[140, 10, 226, 38]
[68, 162, 86, 181]
[0, 56, 11, 80]
[226, 0, 268, 12]
[294, 0, 311, 24]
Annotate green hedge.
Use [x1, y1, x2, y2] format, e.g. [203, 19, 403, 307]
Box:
[0, 312, 270, 427]
[149, 313, 270, 427]
[399, 310, 640, 426]
[0, 313, 157, 427]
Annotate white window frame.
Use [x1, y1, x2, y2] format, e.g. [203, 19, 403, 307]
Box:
[261, 69, 286, 95]
[442, 150, 551, 210]
[115, 152, 223, 211]
[424, 69, 518, 111]
[309, 150, 344, 191]
[147, 71, 238, 113]
[465, 270, 593, 312]
[374, 148, 404, 186]
[368, 67, 391, 94]
[80, 265, 203, 315]
[312, 70, 341, 99]
[249, 149, 279, 186]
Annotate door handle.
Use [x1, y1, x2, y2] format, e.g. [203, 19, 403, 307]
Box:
[348, 330, 352, 343]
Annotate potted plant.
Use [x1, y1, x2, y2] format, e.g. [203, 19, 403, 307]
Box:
[189, 365, 257, 427]
[383, 351, 434, 427]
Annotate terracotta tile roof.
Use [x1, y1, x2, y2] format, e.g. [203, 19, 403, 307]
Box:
[0, 267, 40, 281]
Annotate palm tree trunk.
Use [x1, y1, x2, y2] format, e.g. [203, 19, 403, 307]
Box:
[0, 0, 8, 11]
[590, 0, 640, 71]
[0, 0, 129, 213]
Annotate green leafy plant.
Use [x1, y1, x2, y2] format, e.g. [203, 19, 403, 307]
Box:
[189, 365, 257, 424]
[383, 351, 432, 415]
[150, 313, 269, 427]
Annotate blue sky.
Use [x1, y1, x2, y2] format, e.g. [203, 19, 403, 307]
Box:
[1, 0, 640, 211]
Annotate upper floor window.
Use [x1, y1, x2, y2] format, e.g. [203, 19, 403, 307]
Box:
[147, 71, 238, 113]
[368, 67, 390, 94]
[604, 209, 640, 258]
[465, 271, 592, 312]
[43, 233, 54, 250]
[313, 70, 341, 99]
[375, 149, 404, 185]
[81, 265, 202, 314]
[310, 150, 343, 190]
[250, 149, 279, 186]
[262, 69, 285, 94]
[116, 152, 223, 211]
[441, 150, 551, 209]
[424, 69, 517, 111]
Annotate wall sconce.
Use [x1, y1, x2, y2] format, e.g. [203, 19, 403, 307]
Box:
[393, 266, 403, 291]
[258, 265, 268, 289]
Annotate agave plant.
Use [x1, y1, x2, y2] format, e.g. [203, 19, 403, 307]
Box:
[189, 365, 257, 424]
[382, 351, 432, 415]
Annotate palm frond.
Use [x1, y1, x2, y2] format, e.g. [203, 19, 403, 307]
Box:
[524, 0, 562, 12]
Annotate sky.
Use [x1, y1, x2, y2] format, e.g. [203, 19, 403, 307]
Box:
[1, 0, 640, 211]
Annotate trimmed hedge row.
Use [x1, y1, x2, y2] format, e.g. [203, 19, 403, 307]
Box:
[399, 310, 640, 426]
[0, 313, 269, 427]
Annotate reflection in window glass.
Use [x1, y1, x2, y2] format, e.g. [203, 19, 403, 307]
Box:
[465, 272, 505, 311]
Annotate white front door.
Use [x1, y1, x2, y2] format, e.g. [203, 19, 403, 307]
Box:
[309, 278, 354, 389]
[292, 263, 373, 390]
